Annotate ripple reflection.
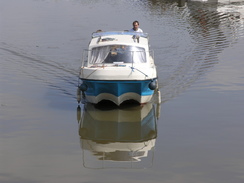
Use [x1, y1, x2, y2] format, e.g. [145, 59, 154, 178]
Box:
[146, 0, 244, 102]
[77, 101, 160, 169]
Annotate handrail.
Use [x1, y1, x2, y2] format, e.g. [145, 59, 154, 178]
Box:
[92, 31, 148, 38]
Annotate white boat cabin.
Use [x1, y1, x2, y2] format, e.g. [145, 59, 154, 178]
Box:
[82, 31, 154, 67]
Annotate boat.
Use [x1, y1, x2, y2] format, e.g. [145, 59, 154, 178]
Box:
[77, 31, 158, 105]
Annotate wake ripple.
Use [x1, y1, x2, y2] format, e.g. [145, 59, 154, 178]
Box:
[153, 1, 244, 102]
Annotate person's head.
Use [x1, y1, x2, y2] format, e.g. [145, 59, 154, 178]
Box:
[132, 21, 140, 31]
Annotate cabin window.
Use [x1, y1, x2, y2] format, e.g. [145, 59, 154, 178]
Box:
[90, 45, 146, 64]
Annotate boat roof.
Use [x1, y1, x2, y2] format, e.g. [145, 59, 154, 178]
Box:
[89, 31, 150, 49]
[92, 31, 148, 38]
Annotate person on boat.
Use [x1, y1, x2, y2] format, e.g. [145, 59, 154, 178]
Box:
[129, 21, 143, 32]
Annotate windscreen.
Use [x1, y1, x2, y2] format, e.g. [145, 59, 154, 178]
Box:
[90, 45, 146, 64]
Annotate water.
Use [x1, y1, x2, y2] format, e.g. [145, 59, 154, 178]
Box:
[1, 0, 244, 182]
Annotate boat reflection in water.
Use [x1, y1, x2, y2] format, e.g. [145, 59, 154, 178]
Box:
[77, 95, 160, 169]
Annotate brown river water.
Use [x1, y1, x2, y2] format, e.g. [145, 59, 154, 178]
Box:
[1, 0, 244, 182]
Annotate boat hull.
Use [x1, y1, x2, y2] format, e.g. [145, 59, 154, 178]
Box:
[79, 79, 157, 105]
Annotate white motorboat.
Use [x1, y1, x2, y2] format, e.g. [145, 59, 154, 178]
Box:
[77, 31, 158, 105]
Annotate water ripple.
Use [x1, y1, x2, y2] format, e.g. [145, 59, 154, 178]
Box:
[151, 1, 244, 102]
[1, 0, 243, 104]
[0, 43, 78, 100]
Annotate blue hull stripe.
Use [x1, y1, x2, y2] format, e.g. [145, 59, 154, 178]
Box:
[82, 80, 154, 97]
